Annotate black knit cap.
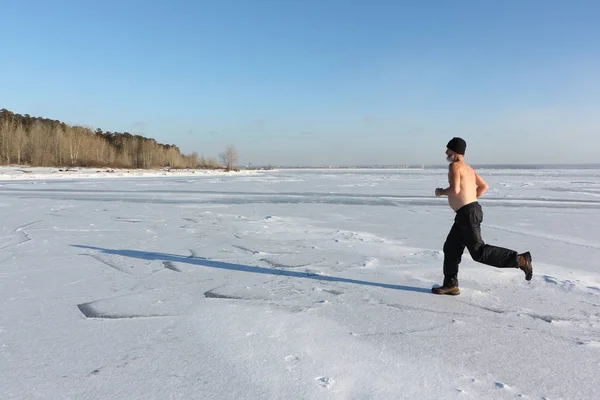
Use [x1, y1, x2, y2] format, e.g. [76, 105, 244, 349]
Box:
[447, 137, 467, 155]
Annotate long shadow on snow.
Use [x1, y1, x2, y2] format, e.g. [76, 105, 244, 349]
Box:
[72, 244, 430, 294]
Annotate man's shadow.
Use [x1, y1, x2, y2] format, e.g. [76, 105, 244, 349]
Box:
[72, 245, 431, 294]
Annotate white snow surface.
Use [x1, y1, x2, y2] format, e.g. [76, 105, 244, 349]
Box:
[0, 167, 599, 399]
[0, 166, 257, 180]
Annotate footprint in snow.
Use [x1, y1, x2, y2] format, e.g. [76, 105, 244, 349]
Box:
[495, 381, 510, 389]
[316, 376, 334, 388]
[576, 340, 600, 348]
[285, 355, 299, 363]
[362, 258, 378, 268]
[284, 355, 300, 371]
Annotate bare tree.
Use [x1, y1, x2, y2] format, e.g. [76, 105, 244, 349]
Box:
[12, 124, 27, 165]
[219, 145, 238, 171]
[187, 151, 199, 168]
[0, 117, 13, 164]
[66, 126, 84, 166]
[198, 154, 220, 169]
[28, 121, 53, 166]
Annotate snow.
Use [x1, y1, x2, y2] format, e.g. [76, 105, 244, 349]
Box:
[0, 166, 257, 181]
[0, 167, 598, 399]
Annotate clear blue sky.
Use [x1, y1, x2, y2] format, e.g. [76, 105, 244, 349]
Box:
[1, 0, 599, 166]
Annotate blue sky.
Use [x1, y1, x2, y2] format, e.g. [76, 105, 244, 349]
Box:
[1, 0, 599, 166]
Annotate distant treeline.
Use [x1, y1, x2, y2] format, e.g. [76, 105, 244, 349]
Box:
[0, 108, 221, 169]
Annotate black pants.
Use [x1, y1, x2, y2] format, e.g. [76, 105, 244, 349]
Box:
[443, 202, 518, 284]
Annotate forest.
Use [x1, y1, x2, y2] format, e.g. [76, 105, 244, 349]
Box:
[0, 109, 223, 169]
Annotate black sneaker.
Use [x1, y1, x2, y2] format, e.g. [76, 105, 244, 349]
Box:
[518, 252, 533, 281]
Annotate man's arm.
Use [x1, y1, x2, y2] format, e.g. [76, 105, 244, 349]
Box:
[436, 163, 460, 196]
[475, 171, 489, 198]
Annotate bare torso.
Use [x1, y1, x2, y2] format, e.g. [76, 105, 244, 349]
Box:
[448, 161, 479, 211]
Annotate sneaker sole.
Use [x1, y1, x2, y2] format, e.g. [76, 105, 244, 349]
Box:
[431, 287, 460, 295]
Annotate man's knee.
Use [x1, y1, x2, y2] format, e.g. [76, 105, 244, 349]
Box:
[467, 244, 484, 262]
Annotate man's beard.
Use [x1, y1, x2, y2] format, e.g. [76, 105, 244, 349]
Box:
[446, 154, 457, 163]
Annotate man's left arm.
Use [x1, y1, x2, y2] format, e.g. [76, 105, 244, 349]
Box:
[475, 171, 489, 198]
[436, 163, 460, 196]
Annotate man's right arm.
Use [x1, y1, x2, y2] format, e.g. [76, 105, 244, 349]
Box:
[475, 171, 489, 198]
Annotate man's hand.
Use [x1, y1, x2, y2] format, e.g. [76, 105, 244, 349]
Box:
[435, 188, 444, 197]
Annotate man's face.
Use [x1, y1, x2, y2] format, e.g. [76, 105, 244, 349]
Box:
[446, 149, 457, 163]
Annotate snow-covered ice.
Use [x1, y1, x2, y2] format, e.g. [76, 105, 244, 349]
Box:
[0, 167, 598, 399]
[0, 166, 257, 181]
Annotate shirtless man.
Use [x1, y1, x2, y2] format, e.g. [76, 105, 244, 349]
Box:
[432, 137, 533, 295]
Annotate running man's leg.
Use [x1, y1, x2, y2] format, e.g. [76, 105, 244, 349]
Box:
[459, 203, 531, 277]
[442, 222, 465, 285]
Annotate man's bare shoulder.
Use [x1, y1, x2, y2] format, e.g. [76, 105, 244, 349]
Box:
[449, 161, 467, 173]
[458, 162, 477, 180]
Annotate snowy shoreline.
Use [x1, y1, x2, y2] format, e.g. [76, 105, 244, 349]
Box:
[3, 165, 598, 182]
[0, 166, 260, 181]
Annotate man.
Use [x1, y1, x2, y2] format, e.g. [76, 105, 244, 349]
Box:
[432, 137, 532, 295]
